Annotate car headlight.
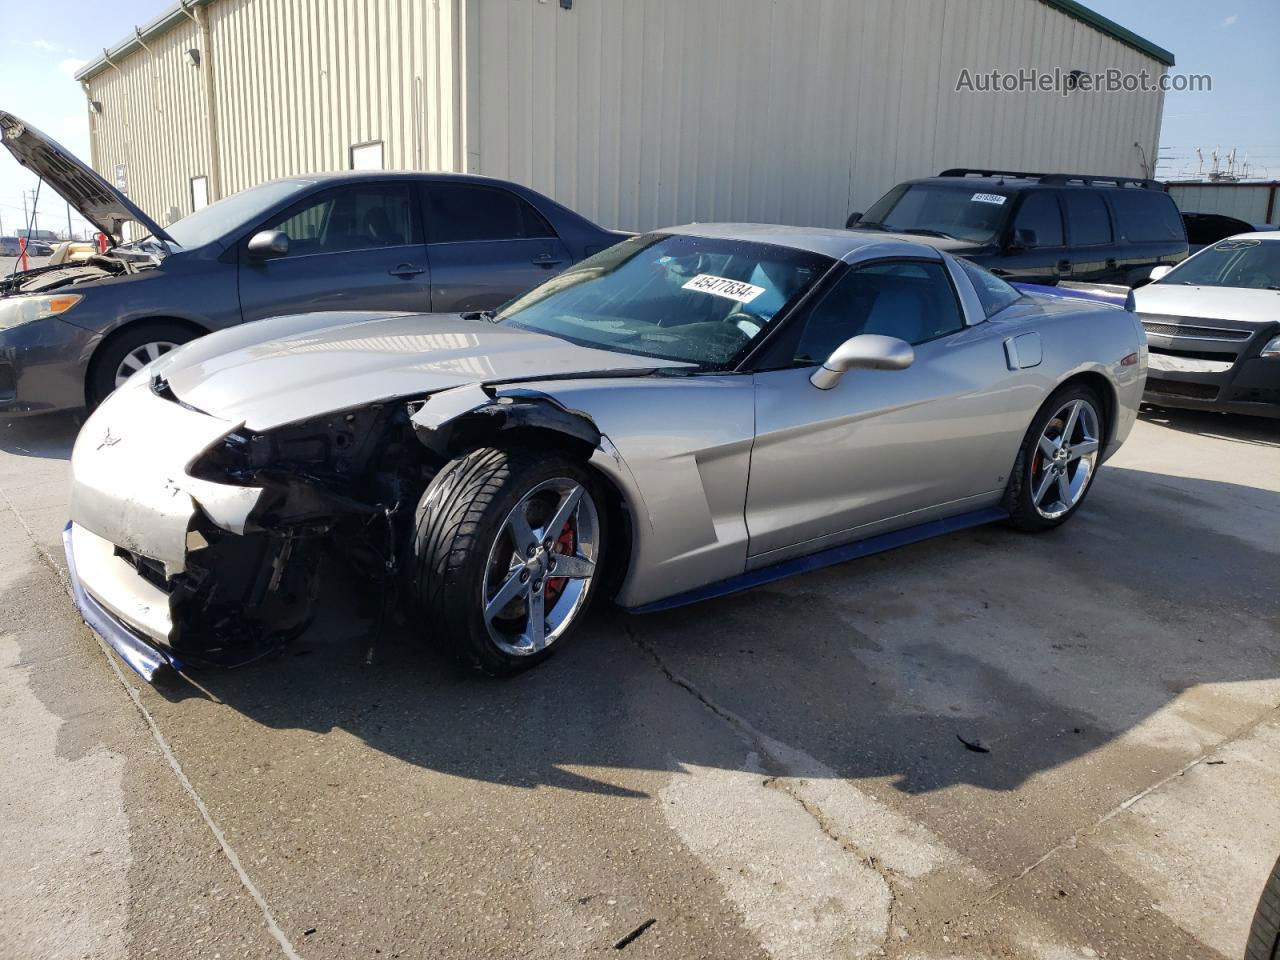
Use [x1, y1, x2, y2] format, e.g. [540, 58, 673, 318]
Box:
[0, 294, 83, 332]
[1262, 335, 1280, 359]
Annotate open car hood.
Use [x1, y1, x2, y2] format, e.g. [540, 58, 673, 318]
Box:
[0, 111, 173, 245]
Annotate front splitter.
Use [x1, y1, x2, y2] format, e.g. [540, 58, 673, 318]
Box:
[62, 522, 182, 682]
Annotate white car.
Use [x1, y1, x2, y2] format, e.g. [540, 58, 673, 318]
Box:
[1133, 232, 1280, 418]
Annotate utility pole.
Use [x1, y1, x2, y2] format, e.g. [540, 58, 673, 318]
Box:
[66, 202, 72, 241]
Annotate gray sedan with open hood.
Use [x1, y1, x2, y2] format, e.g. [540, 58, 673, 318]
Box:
[0, 111, 621, 413]
[65, 224, 1146, 680]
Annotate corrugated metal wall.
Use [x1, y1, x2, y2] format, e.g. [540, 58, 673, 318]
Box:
[85, 14, 211, 229]
[207, 0, 458, 197]
[1167, 183, 1280, 225]
[463, 0, 1168, 232]
[82, 0, 1167, 236]
[83, 0, 459, 234]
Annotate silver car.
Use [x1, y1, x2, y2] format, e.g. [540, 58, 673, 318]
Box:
[64, 225, 1146, 680]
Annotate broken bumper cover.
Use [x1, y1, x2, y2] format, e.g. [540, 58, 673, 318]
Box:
[63, 522, 179, 680]
[65, 376, 269, 680]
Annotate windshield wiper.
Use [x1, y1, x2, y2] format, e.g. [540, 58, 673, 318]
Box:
[898, 228, 957, 239]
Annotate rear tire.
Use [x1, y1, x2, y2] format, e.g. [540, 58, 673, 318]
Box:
[411, 447, 605, 675]
[1004, 383, 1105, 532]
[88, 320, 198, 408]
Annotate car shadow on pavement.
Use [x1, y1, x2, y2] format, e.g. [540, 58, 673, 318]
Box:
[1140, 404, 1280, 447]
[148, 458, 1280, 803]
[0, 413, 80, 460]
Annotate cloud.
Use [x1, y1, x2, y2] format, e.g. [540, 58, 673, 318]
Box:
[1221, 14, 1238, 26]
[58, 58, 87, 77]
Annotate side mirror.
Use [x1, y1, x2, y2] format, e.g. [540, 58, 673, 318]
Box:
[845, 211, 864, 229]
[247, 229, 290, 259]
[1145, 264, 1173, 283]
[810, 334, 914, 389]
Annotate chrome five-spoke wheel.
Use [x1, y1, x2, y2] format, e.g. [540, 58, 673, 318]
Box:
[1030, 397, 1100, 520]
[114, 340, 179, 388]
[482, 477, 599, 657]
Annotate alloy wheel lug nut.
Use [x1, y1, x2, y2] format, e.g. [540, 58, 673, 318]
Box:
[520, 569, 530, 582]
[533, 579, 543, 592]
[527, 545, 537, 558]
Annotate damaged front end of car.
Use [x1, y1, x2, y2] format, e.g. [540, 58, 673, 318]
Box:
[65, 371, 611, 681]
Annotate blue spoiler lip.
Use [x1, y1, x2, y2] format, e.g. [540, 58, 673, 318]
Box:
[62, 523, 181, 682]
[630, 506, 1008, 614]
[1012, 281, 1130, 308]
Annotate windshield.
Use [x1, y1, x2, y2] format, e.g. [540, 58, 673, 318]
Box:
[859, 184, 1012, 244]
[496, 234, 832, 368]
[1160, 238, 1280, 290]
[163, 179, 314, 249]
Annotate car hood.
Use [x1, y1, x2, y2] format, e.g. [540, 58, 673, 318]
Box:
[1131, 282, 1280, 325]
[0, 110, 173, 245]
[152, 311, 691, 432]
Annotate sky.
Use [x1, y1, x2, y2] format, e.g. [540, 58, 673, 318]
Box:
[0, 0, 1276, 238]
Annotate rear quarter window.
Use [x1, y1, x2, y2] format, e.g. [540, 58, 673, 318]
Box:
[1110, 191, 1184, 243]
[955, 257, 1021, 317]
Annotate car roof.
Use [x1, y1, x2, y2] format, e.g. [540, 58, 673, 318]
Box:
[661, 222, 943, 261]
[1224, 231, 1280, 241]
[262, 170, 539, 188]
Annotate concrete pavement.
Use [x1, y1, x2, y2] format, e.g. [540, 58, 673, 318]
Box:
[0, 407, 1277, 959]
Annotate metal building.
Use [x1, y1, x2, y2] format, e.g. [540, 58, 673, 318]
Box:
[1166, 181, 1280, 226]
[75, 0, 1174, 236]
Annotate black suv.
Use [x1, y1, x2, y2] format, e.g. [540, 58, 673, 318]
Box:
[849, 169, 1188, 286]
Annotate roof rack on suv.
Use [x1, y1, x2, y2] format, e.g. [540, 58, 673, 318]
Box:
[938, 168, 1162, 190]
[938, 168, 1050, 181]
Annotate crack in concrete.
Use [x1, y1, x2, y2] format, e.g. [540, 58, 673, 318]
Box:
[627, 624, 905, 938]
[0, 486, 304, 960]
[982, 700, 1280, 905]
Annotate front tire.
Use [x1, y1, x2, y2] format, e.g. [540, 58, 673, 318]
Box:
[1004, 384, 1105, 532]
[411, 447, 604, 675]
[88, 320, 197, 407]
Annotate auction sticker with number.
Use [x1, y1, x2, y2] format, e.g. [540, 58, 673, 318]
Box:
[970, 193, 1007, 205]
[681, 273, 766, 303]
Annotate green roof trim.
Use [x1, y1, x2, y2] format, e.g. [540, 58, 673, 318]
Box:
[1041, 0, 1175, 67]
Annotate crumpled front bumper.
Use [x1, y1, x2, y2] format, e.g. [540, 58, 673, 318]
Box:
[63, 522, 179, 680]
[65, 376, 266, 680]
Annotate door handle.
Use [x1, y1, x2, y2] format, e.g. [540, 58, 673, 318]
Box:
[1056, 259, 1072, 273]
[1105, 258, 1118, 269]
[532, 254, 565, 268]
[389, 263, 426, 277]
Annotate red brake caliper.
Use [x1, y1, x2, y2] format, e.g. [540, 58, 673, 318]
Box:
[543, 520, 576, 606]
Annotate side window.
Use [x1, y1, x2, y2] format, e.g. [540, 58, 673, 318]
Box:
[1062, 191, 1113, 246]
[428, 183, 557, 243]
[265, 183, 418, 256]
[793, 260, 964, 364]
[1012, 192, 1064, 247]
[1109, 191, 1184, 243]
[955, 257, 1022, 317]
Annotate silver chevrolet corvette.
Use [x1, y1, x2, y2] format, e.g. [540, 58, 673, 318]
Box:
[65, 224, 1146, 680]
